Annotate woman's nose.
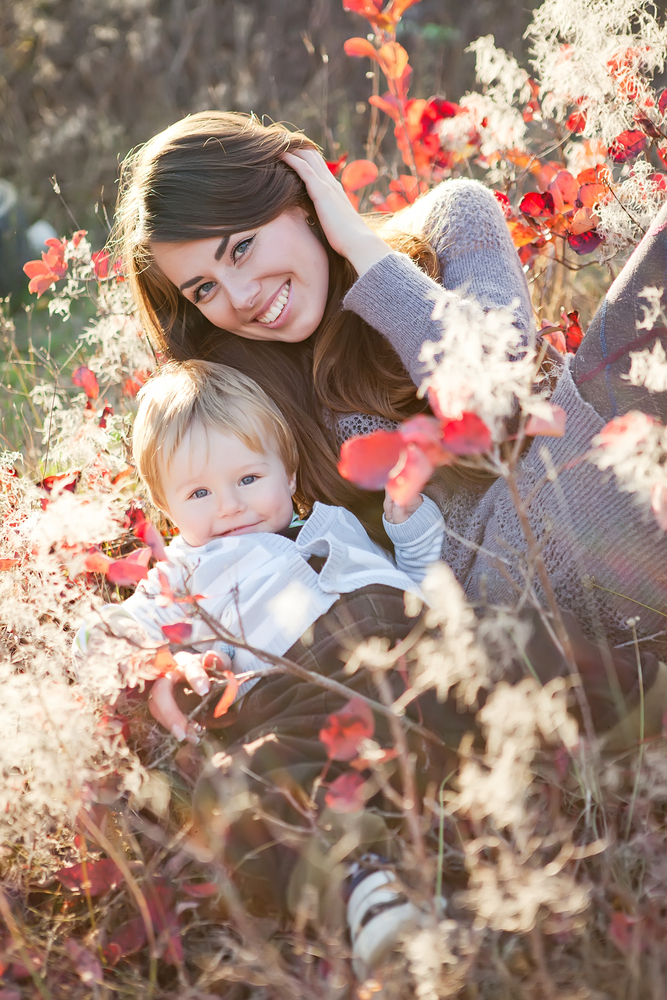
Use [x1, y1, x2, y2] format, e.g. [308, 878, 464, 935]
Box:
[224, 274, 261, 313]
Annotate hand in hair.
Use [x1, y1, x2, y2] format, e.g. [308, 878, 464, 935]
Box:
[148, 649, 232, 743]
[383, 490, 423, 525]
[281, 149, 392, 276]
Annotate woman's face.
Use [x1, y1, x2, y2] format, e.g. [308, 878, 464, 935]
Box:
[151, 207, 330, 343]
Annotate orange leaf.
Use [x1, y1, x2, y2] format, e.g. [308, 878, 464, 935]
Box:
[577, 182, 607, 208]
[153, 646, 177, 675]
[343, 37, 378, 61]
[84, 550, 113, 574]
[213, 671, 239, 718]
[570, 206, 599, 235]
[341, 159, 379, 192]
[507, 219, 541, 248]
[0, 559, 18, 571]
[384, 0, 422, 24]
[378, 41, 409, 80]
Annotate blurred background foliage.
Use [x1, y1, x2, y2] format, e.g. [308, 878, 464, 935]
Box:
[0, 0, 541, 242]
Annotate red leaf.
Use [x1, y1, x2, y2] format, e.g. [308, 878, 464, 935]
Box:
[213, 671, 239, 718]
[441, 412, 492, 455]
[181, 881, 220, 898]
[520, 191, 556, 217]
[338, 429, 404, 490]
[341, 159, 379, 192]
[386, 443, 433, 506]
[608, 130, 648, 163]
[596, 411, 656, 448]
[39, 470, 79, 494]
[493, 191, 512, 218]
[659, 89, 667, 116]
[566, 111, 586, 133]
[134, 517, 168, 561]
[399, 414, 455, 465]
[64, 939, 103, 985]
[568, 230, 602, 255]
[342, 0, 382, 16]
[563, 308, 584, 352]
[103, 916, 147, 965]
[632, 110, 662, 138]
[609, 911, 639, 954]
[525, 404, 567, 437]
[71, 229, 87, 247]
[326, 153, 348, 175]
[343, 37, 378, 61]
[106, 552, 150, 587]
[325, 772, 368, 813]
[92, 250, 110, 280]
[72, 365, 99, 400]
[161, 622, 193, 644]
[549, 170, 578, 212]
[319, 696, 375, 761]
[56, 859, 123, 896]
[43, 238, 67, 277]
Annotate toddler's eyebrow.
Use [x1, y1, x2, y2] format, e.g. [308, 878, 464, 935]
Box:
[178, 237, 230, 292]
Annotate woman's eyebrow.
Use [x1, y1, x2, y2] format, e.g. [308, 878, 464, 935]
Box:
[178, 237, 230, 292]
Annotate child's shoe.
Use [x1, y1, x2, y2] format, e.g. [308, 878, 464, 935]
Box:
[344, 858, 438, 981]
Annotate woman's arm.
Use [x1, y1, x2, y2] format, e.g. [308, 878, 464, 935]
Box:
[344, 180, 535, 389]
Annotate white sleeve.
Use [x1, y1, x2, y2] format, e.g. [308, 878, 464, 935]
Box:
[382, 495, 445, 584]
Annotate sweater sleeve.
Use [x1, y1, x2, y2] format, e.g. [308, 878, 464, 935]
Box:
[343, 178, 535, 389]
[382, 495, 445, 584]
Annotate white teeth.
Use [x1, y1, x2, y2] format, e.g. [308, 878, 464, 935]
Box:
[257, 281, 290, 324]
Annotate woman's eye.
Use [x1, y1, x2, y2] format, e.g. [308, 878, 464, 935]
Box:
[191, 488, 210, 499]
[240, 475, 256, 486]
[193, 281, 215, 304]
[232, 236, 254, 262]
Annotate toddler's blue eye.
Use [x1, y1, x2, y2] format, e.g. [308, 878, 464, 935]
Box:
[240, 475, 256, 486]
[191, 488, 210, 499]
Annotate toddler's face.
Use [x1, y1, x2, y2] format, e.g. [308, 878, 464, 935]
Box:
[161, 423, 296, 547]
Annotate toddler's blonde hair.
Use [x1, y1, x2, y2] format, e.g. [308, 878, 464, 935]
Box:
[133, 360, 299, 511]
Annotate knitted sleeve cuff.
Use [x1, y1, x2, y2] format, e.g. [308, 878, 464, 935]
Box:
[382, 495, 444, 545]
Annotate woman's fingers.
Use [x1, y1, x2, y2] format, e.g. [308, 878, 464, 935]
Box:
[148, 675, 200, 743]
[281, 150, 391, 276]
[174, 650, 211, 697]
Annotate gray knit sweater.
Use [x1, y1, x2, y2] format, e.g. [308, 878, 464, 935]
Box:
[341, 179, 667, 647]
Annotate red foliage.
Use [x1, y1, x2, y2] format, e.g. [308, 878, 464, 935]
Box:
[106, 548, 151, 586]
[386, 442, 434, 504]
[91, 250, 110, 280]
[493, 191, 512, 218]
[72, 365, 100, 400]
[562, 308, 584, 352]
[56, 858, 123, 896]
[161, 622, 193, 644]
[566, 111, 586, 133]
[520, 191, 555, 217]
[213, 671, 239, 718]
[568, 230, 603, 255]
[326, 153, 348, 175]
[441, 412, 492, 455]
[341, 159, 379, 192]
[608, 130, 648, 163]
[338, 429, 403, 489]
[64, 939, 103, 986]
[525, 404, 567, 437]
[23, 238, 68, 297]
[133, 513, 168, 561]
[103, 916, 146, 965]
[325, 771, 368, 813]
[319, 696, 375, 761]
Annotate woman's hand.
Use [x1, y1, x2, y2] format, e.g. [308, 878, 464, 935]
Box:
[148, 650, 232, 743]
[383, 491, 423, 525]
[281, 149, 392, 276]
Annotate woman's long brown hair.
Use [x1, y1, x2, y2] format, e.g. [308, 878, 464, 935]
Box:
[113, 112, 447, 543]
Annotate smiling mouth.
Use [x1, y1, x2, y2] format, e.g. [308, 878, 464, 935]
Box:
[256, 280, 290, 325]
[218, 522, 261, 537]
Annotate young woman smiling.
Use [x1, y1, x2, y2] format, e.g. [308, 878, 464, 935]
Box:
[116, 111, 667, 666]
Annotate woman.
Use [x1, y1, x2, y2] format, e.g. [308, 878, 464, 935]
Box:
[115, 111, 667, 735]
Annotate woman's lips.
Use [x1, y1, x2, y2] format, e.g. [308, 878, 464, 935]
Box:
[255, 280, 291, 326]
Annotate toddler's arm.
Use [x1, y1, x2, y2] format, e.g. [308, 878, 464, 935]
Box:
[382, 493, 445, 584]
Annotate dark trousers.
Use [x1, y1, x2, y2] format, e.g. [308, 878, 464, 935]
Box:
[190, 587, 658, 921]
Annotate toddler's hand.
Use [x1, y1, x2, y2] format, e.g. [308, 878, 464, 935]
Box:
[148, 650, 232, 743]
[383, 491, 423, 525]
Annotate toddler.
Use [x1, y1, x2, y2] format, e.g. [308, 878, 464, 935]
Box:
[77, 359, 454, 977]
